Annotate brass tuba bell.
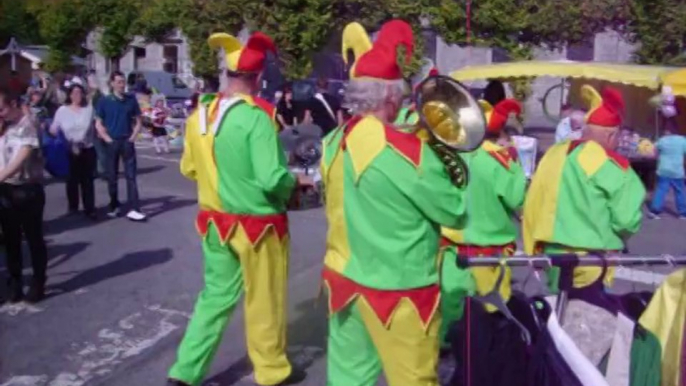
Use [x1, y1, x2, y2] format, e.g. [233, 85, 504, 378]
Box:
[413, 75, 487, 187]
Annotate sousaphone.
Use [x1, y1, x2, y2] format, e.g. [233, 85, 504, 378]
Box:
[413, 75, 487, 187]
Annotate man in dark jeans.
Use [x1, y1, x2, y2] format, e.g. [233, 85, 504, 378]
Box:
[95, 71, 146, 222]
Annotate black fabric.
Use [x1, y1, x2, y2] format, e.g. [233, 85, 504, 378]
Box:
[66, 147, 96, 214]
[276, 99, 296, 127]
[151, 126, 168, 137]
[0, 183, 47, 282]
[305, 93, 341, 135]
[447, 294, 584, 386]
[526, 298, 584, 386]
[448, 298, 529, 386]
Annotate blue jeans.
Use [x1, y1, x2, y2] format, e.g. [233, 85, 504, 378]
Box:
[106, 139, 140, 212]
[650, 176, 686, 216]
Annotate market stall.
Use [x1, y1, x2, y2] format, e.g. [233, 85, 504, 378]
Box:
[451, 61, 677, 190]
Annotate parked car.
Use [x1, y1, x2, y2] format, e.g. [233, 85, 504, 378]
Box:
[126, 71, 193, 104]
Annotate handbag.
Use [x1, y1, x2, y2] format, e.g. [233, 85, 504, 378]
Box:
[42, 129, 70, 179]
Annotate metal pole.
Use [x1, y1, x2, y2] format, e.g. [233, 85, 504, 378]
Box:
[458, 255, 686, 267]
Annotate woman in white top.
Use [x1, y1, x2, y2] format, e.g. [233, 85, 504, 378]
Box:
[50, 82, 97, 219]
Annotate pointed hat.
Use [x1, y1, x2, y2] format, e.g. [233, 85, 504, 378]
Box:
[341, 20, 414, 81]
[208, 31, 276, 74]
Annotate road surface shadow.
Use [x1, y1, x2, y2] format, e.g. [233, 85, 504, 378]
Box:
[139, 196, 197, 219]
[0, 241, 91, 300]
[203, 297, 328, 385]
[44, 248, 173, 300]
[46, 241, 91, 270]
[137, 165, 166, 176]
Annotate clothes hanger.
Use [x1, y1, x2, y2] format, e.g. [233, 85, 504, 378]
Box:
[472, 260, 532, 345]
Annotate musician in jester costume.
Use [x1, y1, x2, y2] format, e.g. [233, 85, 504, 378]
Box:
[523, 85, 646, 293]
[394, 67, 439, 126]
[167, 31, 309, 386]
[321, 20, 467, 386]
[439, 98, 527, 343]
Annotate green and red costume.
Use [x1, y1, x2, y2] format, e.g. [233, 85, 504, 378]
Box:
[323, 20, 467, 386]
[439, 98, 526, 341]
[523, 86, 646, 292]
[169, 32, 297, 386]
[523, 139, 645, 290]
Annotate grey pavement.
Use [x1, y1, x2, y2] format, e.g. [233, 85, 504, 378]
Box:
[0, 145, 684, 386]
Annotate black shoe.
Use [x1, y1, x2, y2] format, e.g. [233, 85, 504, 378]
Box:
[25, 279, 45, 303]
[7, 278, 23, 303]
[84, 211, 98, 221]
[68, 208, 79, 216]
[275, 368, 307, 385]
[166, 379, 191, 386]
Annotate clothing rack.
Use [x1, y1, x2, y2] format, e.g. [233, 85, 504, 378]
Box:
[457, 253, 686, 323]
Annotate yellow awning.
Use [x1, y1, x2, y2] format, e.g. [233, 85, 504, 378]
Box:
[450, 61, 673, 90]
[660, 68, 686, 96]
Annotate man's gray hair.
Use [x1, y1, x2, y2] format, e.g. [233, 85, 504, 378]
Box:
[343, 79, 406, 116]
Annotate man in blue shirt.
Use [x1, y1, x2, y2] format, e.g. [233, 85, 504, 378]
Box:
[648, 128, 686, 219]
[95, 71, 146, 221]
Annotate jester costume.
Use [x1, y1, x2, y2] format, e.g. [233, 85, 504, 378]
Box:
[168, 32, 297, 386]
[523, 86, 646, 292]
[439, 99, 526, 341]
[321, 21, 467, 386]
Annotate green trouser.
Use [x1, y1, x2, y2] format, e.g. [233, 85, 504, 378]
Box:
[169, 228, 244, 385]
[169, 224, 291, 386]
[327, 295, 442, 386]
[439, 247, 476, 347]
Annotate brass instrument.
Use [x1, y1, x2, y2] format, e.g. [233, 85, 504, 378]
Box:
[413, 75, 487, 188]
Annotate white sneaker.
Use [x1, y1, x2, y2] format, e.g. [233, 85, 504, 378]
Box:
[126, 210, 147, 222]
[646, 211, 661, 220]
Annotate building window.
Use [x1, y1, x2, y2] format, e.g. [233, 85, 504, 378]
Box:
[134, 46, 146, 70]
[492, 48, 511, 63]
[566, 39, 594, 61]
[105, 56, 120, 74]
[163, 45, 178, 73]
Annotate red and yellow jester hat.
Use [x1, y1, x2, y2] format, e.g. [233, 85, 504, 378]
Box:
[582, 85, 625, 128]
[341, 19, 414, 81]
[208, 31, 276, 74]
[479, 99, 522, 134]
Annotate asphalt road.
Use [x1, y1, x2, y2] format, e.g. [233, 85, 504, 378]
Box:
[0, 144, 684, 386]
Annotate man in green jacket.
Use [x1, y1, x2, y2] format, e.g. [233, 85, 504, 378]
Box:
[321, 20, 467, 386]
[523, 85, 645, 292]
[439, 98, 526, 343]
[167, 31, 309, 386]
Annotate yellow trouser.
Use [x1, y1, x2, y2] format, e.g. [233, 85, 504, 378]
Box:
[544, 246, 616, 293]
[327, 298, 441, 386]
[169, 224, 291, 386]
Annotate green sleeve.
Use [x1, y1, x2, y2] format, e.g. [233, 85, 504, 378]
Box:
[496, 161, 527, 212]
[592, 161, 646, 238]
[388, 146, 466, 229]
[248, 110, 296, 204]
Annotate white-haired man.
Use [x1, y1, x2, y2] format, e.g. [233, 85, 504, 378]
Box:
[320, 20, 468, 386]
[167, 31, 310, 386]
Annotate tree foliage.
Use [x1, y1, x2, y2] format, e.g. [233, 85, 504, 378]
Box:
[136, 0, 243, 79]
[627, 0, 686, 65]
[244, 0, 333, 80]
[0, 0, 43, 47]
[8, 0, 686, 79]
